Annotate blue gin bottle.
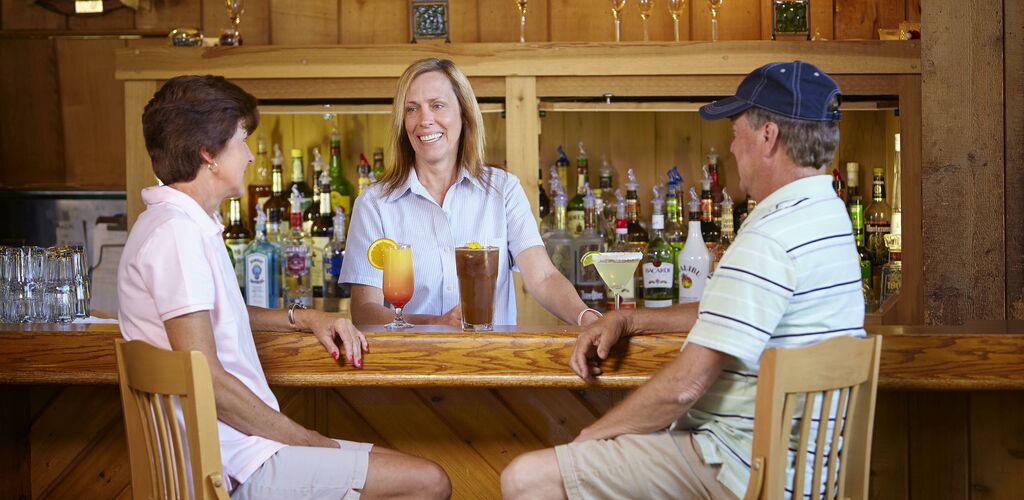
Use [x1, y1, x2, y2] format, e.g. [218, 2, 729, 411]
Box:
[244, 205, 282, 308]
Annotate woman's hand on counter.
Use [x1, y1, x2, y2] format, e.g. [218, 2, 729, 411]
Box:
[431, 304, 463, 327]
[300, 310, 368, 368]
[570, 311, 631, 381]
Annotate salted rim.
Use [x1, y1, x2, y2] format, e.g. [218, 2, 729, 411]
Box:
[591, 252, 644, 263]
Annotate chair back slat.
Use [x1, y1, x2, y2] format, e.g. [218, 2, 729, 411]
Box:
[115, 340, 229, 500]
[791, 392, 815, 498]
[825, 387, 851, 500]
[809, 389, 835, 497]
[743, 335, 882, 500]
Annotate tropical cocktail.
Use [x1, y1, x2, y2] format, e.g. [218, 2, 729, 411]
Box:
[582, 251, 643, 310]
[369, 238, 414, 329]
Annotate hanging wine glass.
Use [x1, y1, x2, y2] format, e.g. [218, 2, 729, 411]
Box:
[610, 0, 627, 42]
[668, 0, 685, 42]
[708, 0, 724, 42]
[515, 0, 528, 43]
[638, 0, 655, 42]
[222, 0, 245, 46]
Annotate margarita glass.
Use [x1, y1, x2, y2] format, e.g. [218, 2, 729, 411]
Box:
[383, 244, 414, 329]
[583, 252, 643, 310]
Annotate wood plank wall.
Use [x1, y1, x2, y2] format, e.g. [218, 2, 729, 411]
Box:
[0, 0, 915, 189]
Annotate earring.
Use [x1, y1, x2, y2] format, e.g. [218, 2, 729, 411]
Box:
[207, 161, 219, 174]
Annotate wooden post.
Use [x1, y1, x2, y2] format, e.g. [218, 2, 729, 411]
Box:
[124, 80, 157, 228]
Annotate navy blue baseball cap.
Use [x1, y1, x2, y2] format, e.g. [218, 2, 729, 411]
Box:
[699, 61, 842, 122]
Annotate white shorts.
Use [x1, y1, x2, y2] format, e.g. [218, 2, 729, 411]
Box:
[231, 439, 373, 500]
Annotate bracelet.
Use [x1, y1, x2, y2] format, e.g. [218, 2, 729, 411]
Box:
[577, 308, 603, 326]
[288, 302, 309, 328]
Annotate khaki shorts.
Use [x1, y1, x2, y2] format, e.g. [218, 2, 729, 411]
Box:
[554, 431, 739, 500]
[231, 439, 373, 500]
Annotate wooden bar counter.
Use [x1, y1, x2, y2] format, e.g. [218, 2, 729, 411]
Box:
[3, 322, 1023, 499]
[2, 322, 1023, 390]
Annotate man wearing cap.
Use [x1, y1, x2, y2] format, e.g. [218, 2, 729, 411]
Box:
[501, 61, 865, 499]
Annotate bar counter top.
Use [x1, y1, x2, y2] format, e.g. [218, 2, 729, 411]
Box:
[2, 322, 1023, 391]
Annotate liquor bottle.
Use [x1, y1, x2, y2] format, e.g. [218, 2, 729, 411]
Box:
[832, 168, 847, 203]
[303, 148, 324, 236]
[243, 205, 281, 309]
[555, 145, 570, 188]
[567, 142, 589, 237]
[263, 144, 290, 244]
[624, 169, 649, 300]
[323, 206, 351, 312]
[598, 155, 616, 241]
[288, 149, 314, 214]
[573, 185, 606, 311]
[540, 166, 561, 238]
[700, 167, 721, 257]
[538, 164, 550, 221]
[706, 147, 723, 224]
[607, 190, 637, 309]
[846, 162, 861, 200]
[663, 172, 685, 302]
[865, 167, 892, 269]
[328, 128, 356, 230]
[224, 197, 251, 290]
[356, 153, 372, 195]
[715, 188, 735, 275]
[890, 134, 903, 251]
[880, 241, 902, 305]
[247, 135, 272, 233]
[678, 190, 709, 304]
[310, 170, 335, 298]
[643, 186, 675, 308]
[543, 176, 576, 284]
[282, 186, 313, 307]
[372, 147, 385, 181]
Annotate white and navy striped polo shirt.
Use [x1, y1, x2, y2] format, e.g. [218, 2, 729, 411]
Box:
[677, 174, 866, 499]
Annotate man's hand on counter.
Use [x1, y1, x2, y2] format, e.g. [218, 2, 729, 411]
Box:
[570, 311, 631, 381]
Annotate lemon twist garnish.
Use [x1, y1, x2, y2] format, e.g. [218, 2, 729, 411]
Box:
[464, 242, 482, 249]
[367, 238, 398, 269]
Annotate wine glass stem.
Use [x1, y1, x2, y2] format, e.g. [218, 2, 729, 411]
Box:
[674, 18, 680, 42]
[712, 16, 719, 42]
[520, 15, 526, 43]
[643, 18, 649, 42]
[615, 18, 621, 42]
[395, 306, 404, 324]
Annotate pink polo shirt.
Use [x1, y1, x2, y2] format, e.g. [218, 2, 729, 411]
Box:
[118, 185, 285, 485]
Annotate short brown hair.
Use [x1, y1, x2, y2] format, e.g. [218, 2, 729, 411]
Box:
[379, 58, 490, 196]
[142, 75, 259, 184]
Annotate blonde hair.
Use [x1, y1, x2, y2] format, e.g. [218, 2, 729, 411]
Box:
[380, 58, 490, 196]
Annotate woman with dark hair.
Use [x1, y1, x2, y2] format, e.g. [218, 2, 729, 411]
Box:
[340, 59, 600, 328]
[118, 75, 451, 499]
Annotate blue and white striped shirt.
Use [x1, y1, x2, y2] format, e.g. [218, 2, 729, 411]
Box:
[339, 166, 544, 325]
[677, 175, 866, 499]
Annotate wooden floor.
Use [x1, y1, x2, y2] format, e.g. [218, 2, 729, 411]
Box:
[19, 385, 1024, 500]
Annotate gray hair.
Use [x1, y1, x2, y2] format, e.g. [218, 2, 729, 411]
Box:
[744, 107, 839, 169]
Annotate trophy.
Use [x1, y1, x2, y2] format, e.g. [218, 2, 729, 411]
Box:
[220, 0, 244, 46]
[515, 0, 528, 43]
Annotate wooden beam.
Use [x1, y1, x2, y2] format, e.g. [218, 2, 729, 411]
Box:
[115, 42, 921, 81]
[124, 80, 156, 228]
[3, 323, 1024, 390]
[537, 74, 902, 97]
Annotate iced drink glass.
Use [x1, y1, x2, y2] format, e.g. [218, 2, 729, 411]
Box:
[455, 246, 499, 331]
[383, 244, 414, 329]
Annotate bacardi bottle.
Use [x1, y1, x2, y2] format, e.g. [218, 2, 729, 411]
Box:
[643, 186, 675, 308]
[243, 205, 281, 308]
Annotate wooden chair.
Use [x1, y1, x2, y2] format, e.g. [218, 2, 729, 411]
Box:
[115, 339, 229, 500]
[743, 335, 882, 500]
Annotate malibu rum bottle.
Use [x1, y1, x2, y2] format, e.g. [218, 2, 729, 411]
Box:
[678, 190, 709, 304]
[643, 187, 675, 308]
[223, 197, 251, 290]
[247, 135, 271, 233]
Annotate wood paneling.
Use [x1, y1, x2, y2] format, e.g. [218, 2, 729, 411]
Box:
[1007, 0, 1024, 321]
[869, 391, 908, 499]
[1, 0, 64, 30]
[908, 392, 970, 499]
[124, 80, 156, 227]
[835, 0, 906, 40]
[0, 386, 30, 500]
[340, 0, 407, 44]
[922, 0, 1006, 324]
[133, 0, 200, 32]
[66, 5, 134, 31]
[691, 0, 760, 41]
[270, 0, 339, 45]
[0, 38, 65, 188]
[56, 38, 126, 188]
[970, 392, 1024, 499]
[478, 0, 551, 43]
